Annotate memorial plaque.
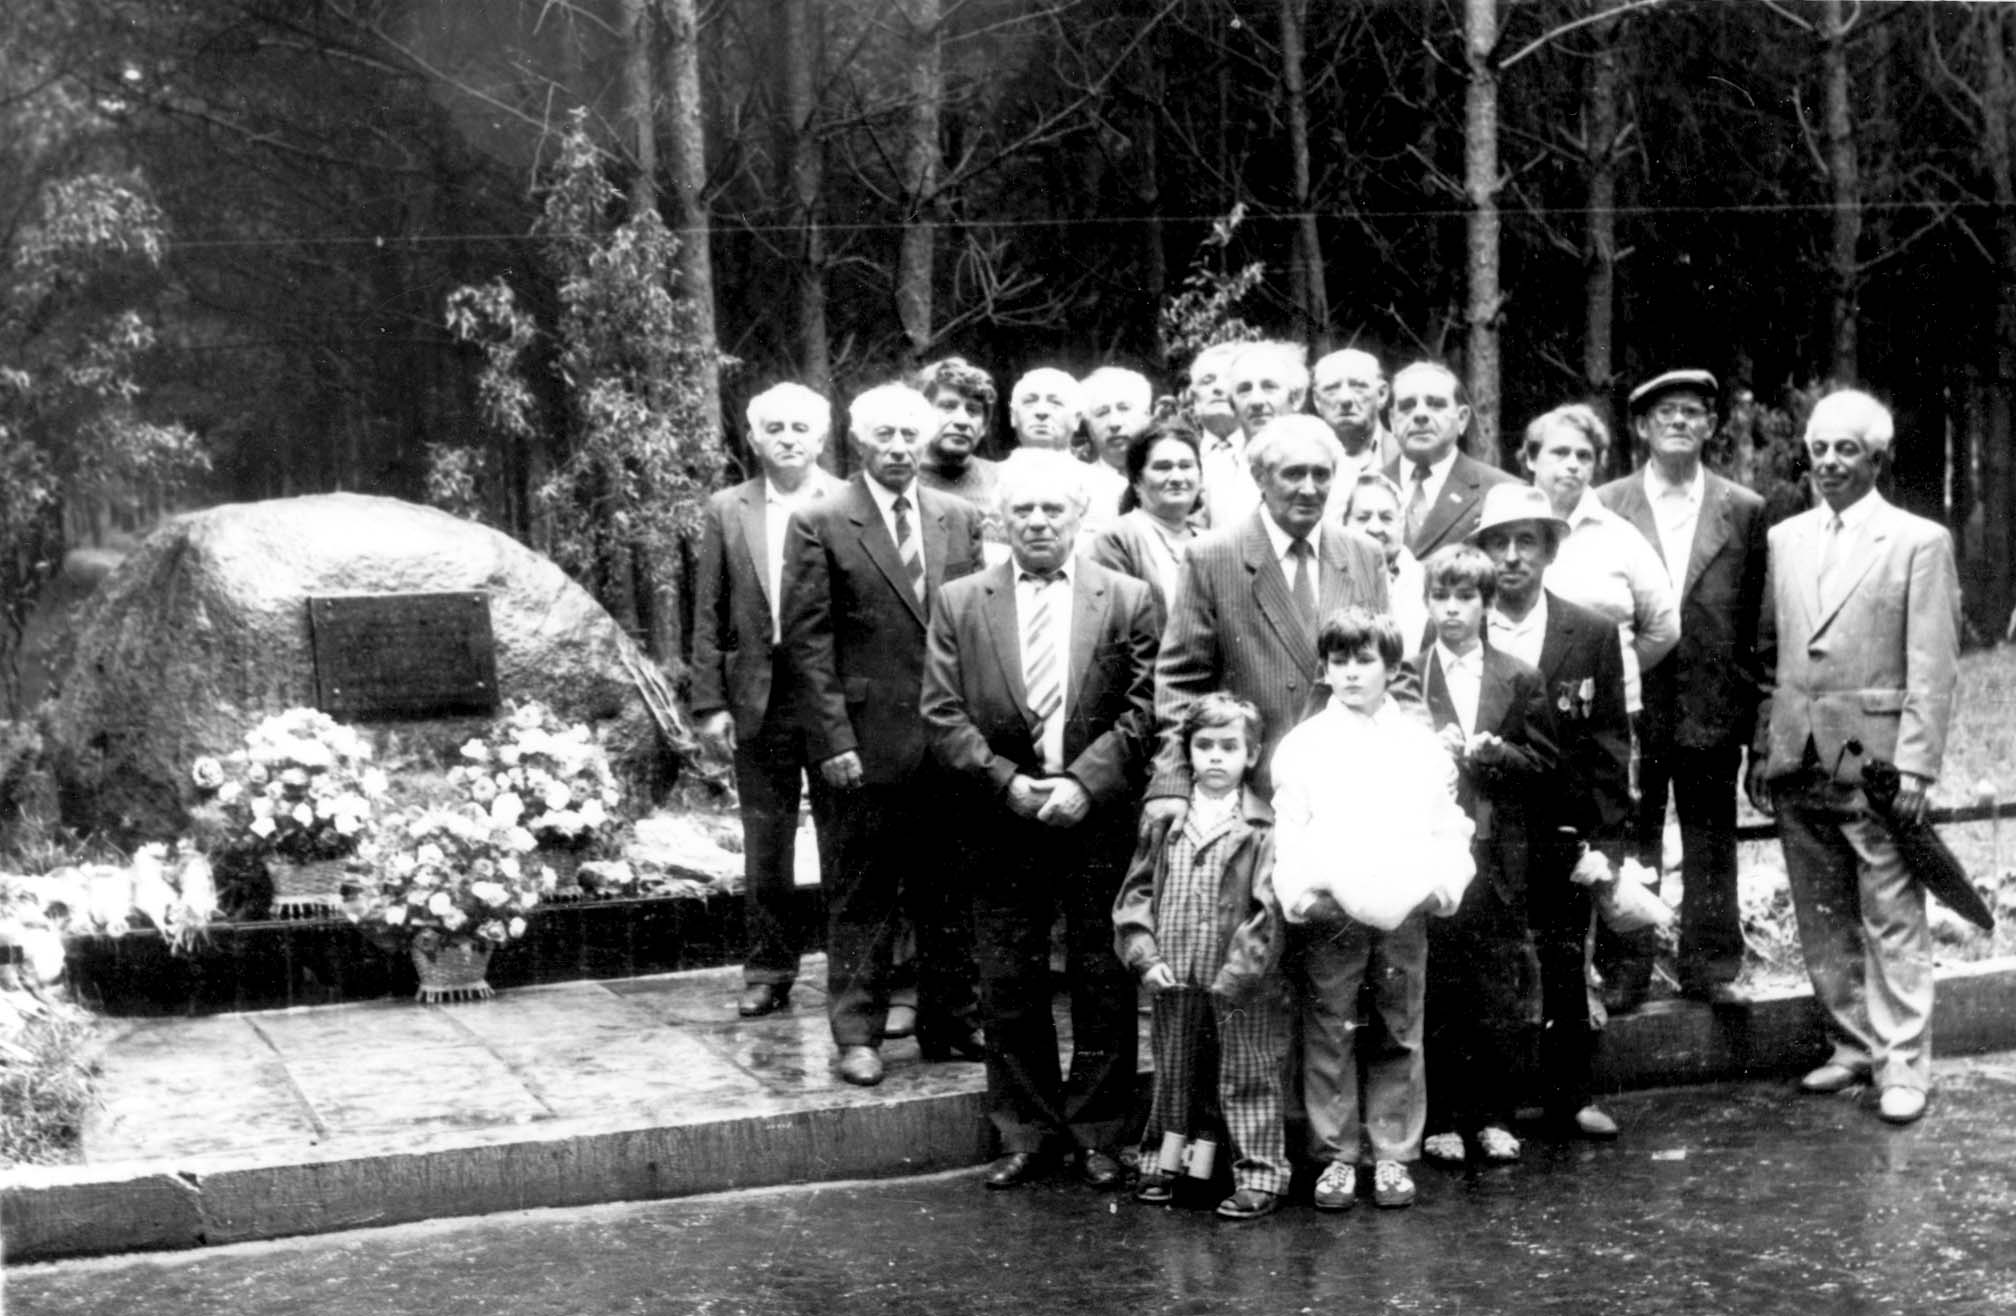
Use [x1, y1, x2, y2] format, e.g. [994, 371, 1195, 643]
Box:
[309, 592, 499, 720]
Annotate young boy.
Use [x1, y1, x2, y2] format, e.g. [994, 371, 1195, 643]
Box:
[1413, 544, 1558, 1165]
[1271, 607, 1474, 1211]
[1113, 693, 1291, 1221]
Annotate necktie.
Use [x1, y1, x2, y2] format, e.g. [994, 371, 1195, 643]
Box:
[1405, 462, 1432, 545]
[1818, 512, 1845, 604]
[1022, 573, 1063, 737]
[1289, 537, 1317, 627]
[893, 494, 924, 603]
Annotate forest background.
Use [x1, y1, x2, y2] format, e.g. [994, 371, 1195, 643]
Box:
[7, 0, 2016, 714]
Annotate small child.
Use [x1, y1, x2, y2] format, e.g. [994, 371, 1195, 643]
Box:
[1113, 692, 1291, 1221]
[1271, 607, 1474, 1211]
[1414, 544, 1556, 1166]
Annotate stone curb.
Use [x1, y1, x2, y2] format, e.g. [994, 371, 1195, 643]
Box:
[8, 957, 2016, 1264]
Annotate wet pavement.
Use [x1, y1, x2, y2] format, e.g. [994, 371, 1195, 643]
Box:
[12, 1054, 2016, 1316]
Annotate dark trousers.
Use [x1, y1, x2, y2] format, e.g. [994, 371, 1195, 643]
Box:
[734, 662, 835, 988]
[1634, 735, 1745, 990]
[1528, 853, 1597, 1116]
[823, 780, 977, 1048]
[1426, 875, 1542, 1136]
[970, 812, 1138, 1155]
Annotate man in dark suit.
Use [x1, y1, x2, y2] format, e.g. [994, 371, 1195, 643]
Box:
[1470, 484, 1632, 1140]
[1746, 389, 1960, 1126]
[1143, 414, 1391, 827]
[781, 382, 988, 1087]
[692, 383, 847, 1019]
[1598, 369, 1767, 1009]
[921, 450, 1160, 1190]
[1385, 361, 1518, 560]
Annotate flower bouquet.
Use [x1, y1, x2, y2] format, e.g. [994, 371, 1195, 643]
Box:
[351, 803, 546, 1002]
[448, 701, 626, 898]
[194, 708, 388, 917]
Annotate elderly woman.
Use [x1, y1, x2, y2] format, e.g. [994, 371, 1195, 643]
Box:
[1341, 470, 1429, 650]
[1521, 404, 1679, 717]
[1085, 416, 1203, 619]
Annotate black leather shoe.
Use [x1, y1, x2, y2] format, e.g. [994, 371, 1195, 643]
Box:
[1077, 1148, 1125, 1190]
[918, 1029, 986, 1062]
[739, 982, 790, 1018]
[984, 1152, 1044, 1189]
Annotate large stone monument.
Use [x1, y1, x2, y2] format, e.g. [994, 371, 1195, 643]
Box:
[43, 493, 677, 840]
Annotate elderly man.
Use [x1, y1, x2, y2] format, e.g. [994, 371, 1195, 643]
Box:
[1080, 365, 1154, 533]
[1312, 348, 1401, 488]
[1008, 367, 1085, 453]
[922, 449, 1159, 1190]
[1598, 369, 1767, 1009]
[1386, 361, 1517, 559]
[1196, 340, 1308, 530]
[1184, 341, 1242, 441]
[781, 382, 988, 1087]
[692, 383, 847, 1019]
[916, 356, 1003, 511]
[1746, 390, 1961, 1126]
[1470, 483, 1632, 1141]
[1143, 413, 1389, 820]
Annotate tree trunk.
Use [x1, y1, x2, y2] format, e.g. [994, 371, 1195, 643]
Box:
[1979, 5, 2016, 635]
[896, 0, 944, 367]
[1136, 27, 1167, 364]
[1820, 0, 1861, 383]
[620, 0, 657, 215]
[783, 0, 831, 398]
[1583, 0, 1624, 461]
[1463, 0, 1503, 466]
[1279, 0, 1330, 343]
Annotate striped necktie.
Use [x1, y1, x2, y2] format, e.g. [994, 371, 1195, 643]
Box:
[1289, 536, 1317, 627]
[893, 494, 924, 603]
[1022, 572, 1063, 735]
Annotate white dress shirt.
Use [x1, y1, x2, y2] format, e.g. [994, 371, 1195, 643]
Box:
[1434, 641, 1484, 736]
[764, 477, 827, 641]
[1489, 593, 1549, 671]
[1547, 491, 1679, 713]
[1258, 508, 1323, 581]
[1015, 560, 1075, 773]
[1645, 462, 1706, 591]
[865, 477, 925, 579]
[1201, 432, 1261, 530]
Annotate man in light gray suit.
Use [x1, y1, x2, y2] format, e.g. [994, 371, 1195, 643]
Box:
[1746, 389, 1961, 1126]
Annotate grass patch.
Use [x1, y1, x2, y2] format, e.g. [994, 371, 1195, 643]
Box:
[0, 991, 98, 1168]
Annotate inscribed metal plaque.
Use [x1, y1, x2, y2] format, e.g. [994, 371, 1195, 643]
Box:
[309, 592, 498, 719]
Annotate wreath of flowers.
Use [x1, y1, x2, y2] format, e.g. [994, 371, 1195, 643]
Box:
[194, 708, 388, 863]
[349, 803, 545, 952]
[447, 701, 625, 857]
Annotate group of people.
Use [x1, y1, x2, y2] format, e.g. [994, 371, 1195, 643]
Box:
[689, 340, 1962, 1222]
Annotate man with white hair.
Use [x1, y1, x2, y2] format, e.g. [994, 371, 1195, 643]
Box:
[1746, 388, 1960, 1126]
[693, 383, 846, 1018]
[1184, 341, 1242, 440]
[782, 382, 988, 1087]
[1312, 348, 1401, 487]
[1080, 366, 1154, 534]
[1200, 340, 1308, 529]
[922, 448, 1159, 1189]
[1008, 367, 1085, 452]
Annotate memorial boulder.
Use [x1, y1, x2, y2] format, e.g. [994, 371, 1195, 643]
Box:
[44, 493, 676, 839]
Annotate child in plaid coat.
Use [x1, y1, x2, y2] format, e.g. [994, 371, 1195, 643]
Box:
[1113, 692, 1290, 1221]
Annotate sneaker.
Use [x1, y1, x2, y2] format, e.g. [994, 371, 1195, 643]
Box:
[1135, 1171, 1175, 1204]
[1422, 1132, 1467, 1164]
[1372, 1160, 1416, 1209]
[1476, 1125, 1522, 1163]
[1312, 1161, 1357, 1211]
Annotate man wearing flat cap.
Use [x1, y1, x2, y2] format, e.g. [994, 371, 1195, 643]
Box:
[1596, 370, 1768, 1010]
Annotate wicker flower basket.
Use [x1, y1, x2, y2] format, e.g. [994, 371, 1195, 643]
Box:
[539, 845, 585, 901]
[410, 939, 495, 1003]
[267, 857, 349, 920]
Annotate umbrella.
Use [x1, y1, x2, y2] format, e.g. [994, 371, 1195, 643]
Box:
[1859, 751, 1995, 932]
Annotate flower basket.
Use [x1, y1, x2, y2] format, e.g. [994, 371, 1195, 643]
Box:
[410, 937, 494, 1003]
[267, 856, 350, 919]
[538, 845, 586, 901]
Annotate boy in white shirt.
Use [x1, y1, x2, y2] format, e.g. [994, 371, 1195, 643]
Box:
[1271, 607, 1473, 1211]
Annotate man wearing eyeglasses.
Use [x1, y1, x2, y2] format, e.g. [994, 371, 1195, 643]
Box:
[1597, 370, 1768, 1012]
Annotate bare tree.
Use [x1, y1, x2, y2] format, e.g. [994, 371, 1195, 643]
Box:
[783, 0, 831, 394]
[1279, 0, 1330, 341]
[660, 0, 723, 448]
[1463, 0, 1505, 464]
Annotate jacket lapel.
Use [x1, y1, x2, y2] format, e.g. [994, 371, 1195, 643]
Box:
[1475, 649, 1515, 735]
[1243, 515, 1317, 678]
[978, 563, 1033, 721]
[1682, 476, 1731, 601]
[734, 483, 769, 611]
[1414, 456, 1478, 554]
[1420, 647, 1458, 730]
[921, 493, 952, 613]
[1068, 568, 1109, 717]
[1813, 496, 1890, 635]
[850, 479, 927, 626]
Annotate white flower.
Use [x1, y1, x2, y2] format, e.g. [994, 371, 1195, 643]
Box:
[542, 781, 573, 812]
[360, 768, 389, 799]
[579, 798, 608, 829]
[461, 739, 491, 762]
[383, 905, 407, 927]
[247, 763, 270, 786]
[416, 843, 445, 867]
[442, 907, 468, 932]
[491, 792, 525, 828]
[470, 880, 508, 907]
[507, 916, 526, 938]
[191, 757, 225, 790]
[498, 745, 521, 766]
[291, 802, 315, 827]
[251, 796, 276, 821]
[249, 816, 276, 838]
[217, 782, 243, 805]
[427, 891, 454, 916]
[470, 776, 498, 804]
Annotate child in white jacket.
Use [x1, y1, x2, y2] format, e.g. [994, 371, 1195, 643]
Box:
[1271, 606, 1473, 1211]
